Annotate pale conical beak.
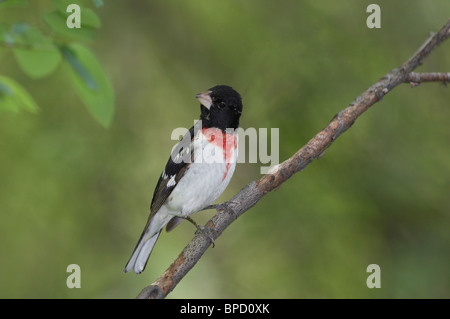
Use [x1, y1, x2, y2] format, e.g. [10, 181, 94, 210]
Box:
[195, 91, 212, 110]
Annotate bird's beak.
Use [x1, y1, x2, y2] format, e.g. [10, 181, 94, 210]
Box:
[195, 91, 212, 110]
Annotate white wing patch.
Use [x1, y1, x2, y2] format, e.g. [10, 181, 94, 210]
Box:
[167, 175, 177, 187]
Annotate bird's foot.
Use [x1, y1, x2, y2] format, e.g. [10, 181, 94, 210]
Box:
[184, 216, 216, 248]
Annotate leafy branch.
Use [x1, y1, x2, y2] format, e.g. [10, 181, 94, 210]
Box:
[136, 18, 450, 299]
[0, 0, 114, 127]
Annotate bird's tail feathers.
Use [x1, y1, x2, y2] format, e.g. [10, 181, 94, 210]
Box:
[124, 230, 161, 274]
[124, 211, 172, 274]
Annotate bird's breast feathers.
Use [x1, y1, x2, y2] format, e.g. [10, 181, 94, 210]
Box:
[196, 127, 237, 171]
[165, 128, 238, 215]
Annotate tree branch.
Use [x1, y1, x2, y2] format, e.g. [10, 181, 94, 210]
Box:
[406, 72, 449, 86]
[136, 18, 450, 299]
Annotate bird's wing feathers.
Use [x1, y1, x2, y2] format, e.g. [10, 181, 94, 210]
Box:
[148, 125, 195, 219]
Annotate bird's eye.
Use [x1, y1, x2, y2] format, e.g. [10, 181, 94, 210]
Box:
[218, 101, 226, 109]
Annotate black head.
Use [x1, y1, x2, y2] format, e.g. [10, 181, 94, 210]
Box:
[196, 85, 242, 131]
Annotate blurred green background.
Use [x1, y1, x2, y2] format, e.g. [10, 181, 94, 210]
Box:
[1, 0, 449, 298]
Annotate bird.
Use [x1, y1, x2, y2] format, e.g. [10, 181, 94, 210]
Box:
[124, 85, 243, 274]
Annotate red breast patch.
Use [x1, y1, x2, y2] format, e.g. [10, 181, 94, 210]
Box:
[202, 127, 236, 181]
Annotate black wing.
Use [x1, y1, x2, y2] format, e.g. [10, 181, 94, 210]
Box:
[148, 125, 196, 219]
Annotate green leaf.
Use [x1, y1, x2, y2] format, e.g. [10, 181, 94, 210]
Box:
[61, 45, 98, 90]
[0, 75, 39, 114]
[79, 8, 101, 28]
[3, 23, 62, 78]
[13, 45, 62, 78]
[61, 44, 114, 127]
[44, 11, 96, 41]
[3, 22, 44, 46]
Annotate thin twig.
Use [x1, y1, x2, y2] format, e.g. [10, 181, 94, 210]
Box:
[407, 72, 449, 86]
[137, 18, 450, 299]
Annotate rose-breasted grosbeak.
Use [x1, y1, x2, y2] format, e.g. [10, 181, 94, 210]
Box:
[125, 85, 243, 274]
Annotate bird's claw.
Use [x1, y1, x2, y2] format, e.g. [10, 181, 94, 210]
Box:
[195, 225, 216, 248]
[184, 216, 216, 248]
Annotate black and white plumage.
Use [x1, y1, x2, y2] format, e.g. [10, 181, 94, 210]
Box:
[125, 85, 243, 274]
